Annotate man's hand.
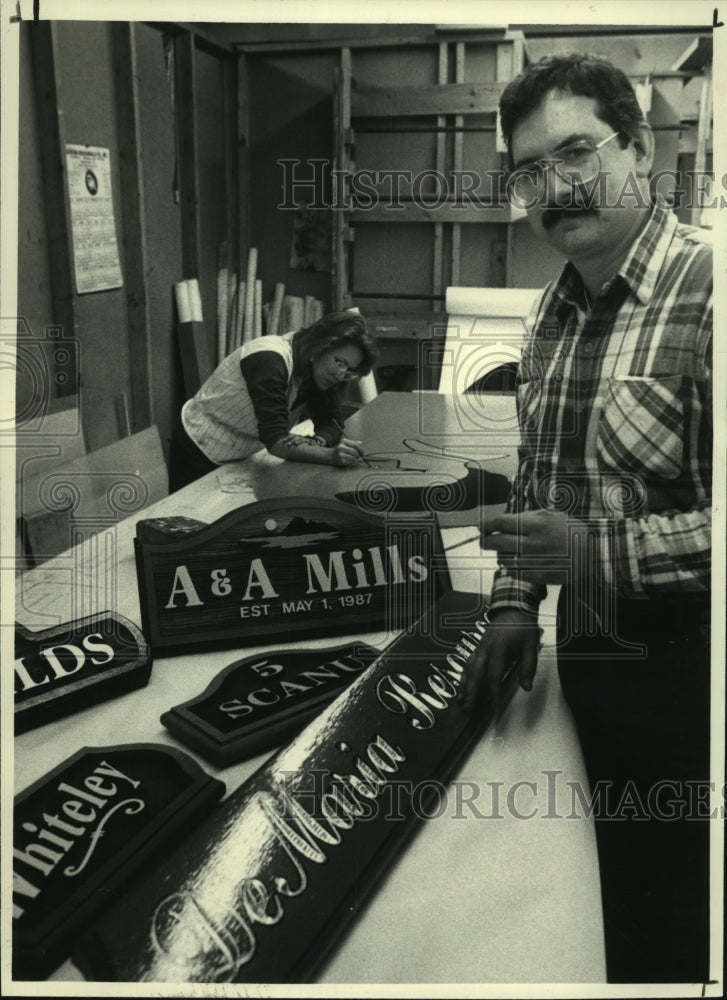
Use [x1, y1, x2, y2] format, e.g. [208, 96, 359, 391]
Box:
[458, 608, 542, 714]
[481, 509, 576, 585]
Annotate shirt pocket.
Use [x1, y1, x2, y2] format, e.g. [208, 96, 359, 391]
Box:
[597, 376, 684, 480]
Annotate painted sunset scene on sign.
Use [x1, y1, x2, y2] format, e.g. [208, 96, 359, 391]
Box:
[238, 516, 341, 548]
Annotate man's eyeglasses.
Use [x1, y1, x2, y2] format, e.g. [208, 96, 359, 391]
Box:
[507, 131, 623, 207]
[331, 355, 362, 381]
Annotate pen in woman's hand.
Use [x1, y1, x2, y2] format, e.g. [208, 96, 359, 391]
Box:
[333, 419, 372, 467]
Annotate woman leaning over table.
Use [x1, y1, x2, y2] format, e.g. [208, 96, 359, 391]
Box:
[168, 310, 378, 492]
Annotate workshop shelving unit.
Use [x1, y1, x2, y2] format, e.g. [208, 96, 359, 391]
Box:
[331, 31, 527, 391]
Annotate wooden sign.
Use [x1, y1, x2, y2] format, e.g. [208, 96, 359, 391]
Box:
[161, 641, 381, 765]
[12, 743, 225, 980]
[134, 497, 450, 657]
[72, 590, 517, 984]
[14, 612, 152, 734]
[336, 454, 510, 514]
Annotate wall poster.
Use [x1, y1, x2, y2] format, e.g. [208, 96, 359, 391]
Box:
[65, 145, 123, 294]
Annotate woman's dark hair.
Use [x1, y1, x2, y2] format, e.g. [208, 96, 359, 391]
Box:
[293, 310, 378, 378]
[499, 53, 645, 165]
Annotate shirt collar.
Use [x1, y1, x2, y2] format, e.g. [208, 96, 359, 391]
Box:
[549, 200, 676, 316]
[617, 200, 675, 305]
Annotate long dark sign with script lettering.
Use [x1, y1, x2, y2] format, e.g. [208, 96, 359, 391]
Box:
[12, 744, 225, 980]
[161, 642, 381, 765]
[14, 613, 152, 734]
[73, 590, 516, 984]
[134, 498, 450, 657]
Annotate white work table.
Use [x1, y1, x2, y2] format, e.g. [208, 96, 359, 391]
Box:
[12, 393, 605, 987]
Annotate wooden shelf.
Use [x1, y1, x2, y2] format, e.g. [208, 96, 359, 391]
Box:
[351, 81, 504, 117]
[332, 35, 526, 313]
[671, 36, 712, 77]
[349, 202, 520, 224]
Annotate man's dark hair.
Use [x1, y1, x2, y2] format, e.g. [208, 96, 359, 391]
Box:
[499, 53, 645, 164]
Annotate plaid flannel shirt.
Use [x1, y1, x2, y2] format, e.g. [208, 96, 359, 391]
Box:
[490, 202, 713, 616]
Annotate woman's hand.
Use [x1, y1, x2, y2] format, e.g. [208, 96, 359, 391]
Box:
[331, 437, 365, 467]
[269, 434, 366, 467]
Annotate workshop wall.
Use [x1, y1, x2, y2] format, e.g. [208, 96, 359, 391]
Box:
[52, 22, 132, 452]
[16, 22, 712, 462]
[246, 51, 335, 308]
[17, 26, 55, 421]
[134, 23, 186, 461]
[16, 21, 229, 460]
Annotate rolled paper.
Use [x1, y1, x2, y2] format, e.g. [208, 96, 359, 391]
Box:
[268, 282, 285, 337]
[174, 281, 192, 324]
[283, 295, 305, 334]
[217, 267, 229, 364]
[310, 299, 325, 323]
[444, 286, 541, 320]
[115, 392, 131, 438]
[187, 279, 204, 323]
[227, 270, 238, 304]
[226, 272, 238, 355]
[440, 287, 540, 396]
[357, 370, 378, 405]
[232, 280, 245, 351]
[304, 295, 315, 326]
[243, 248, 258, 344]
[228, 296, 238, 357]
[73, 590, 514, 984]
[254, 279, 263, 338]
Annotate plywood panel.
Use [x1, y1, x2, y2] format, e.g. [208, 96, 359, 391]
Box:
[508, 221, 565, 290]
[458, 224, 509, 288]
[355, 130, 440, 196]
[461, 41, 499, 83]
[195, 47, 228, 363]
[135, 23, 186, 458]
[247, 54, 334, 308]
[524, 33, 706, 78]
[352, 46, 440, 87]
[461, 129, 500, 188]
[112, 23, 152, 432]
[352, 81, 503, 117]
[353, 223, 433, 298]
[15, 397, 87, 560]
[17, 27, 55, 419]
[54, 22, 131, 452]
[22, 426, 168, 563]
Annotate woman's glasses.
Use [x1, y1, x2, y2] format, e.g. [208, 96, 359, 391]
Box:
[330, 355, 362, 382]
[507, 131, 623, 207]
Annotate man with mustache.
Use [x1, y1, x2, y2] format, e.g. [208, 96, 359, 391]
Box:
[460, 53, 713, 984]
